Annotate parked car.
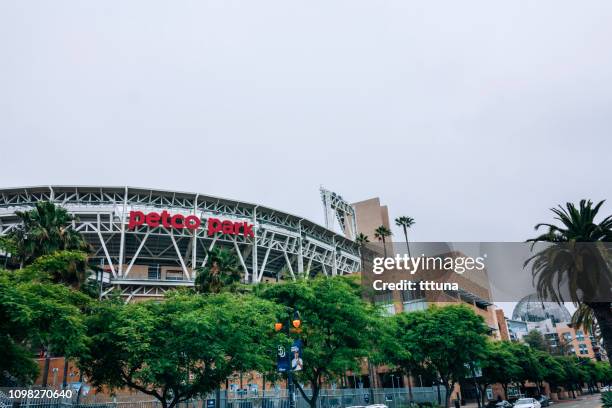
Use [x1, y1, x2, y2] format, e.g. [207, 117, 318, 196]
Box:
[486, 400, 513, 408]
[535, 395, 550, 407]
[513, 398, 541, 408]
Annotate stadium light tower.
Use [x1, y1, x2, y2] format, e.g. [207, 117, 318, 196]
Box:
[320, 187, 357, 241]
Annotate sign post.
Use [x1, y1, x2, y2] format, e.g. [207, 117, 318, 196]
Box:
[275, 311, 303, 408]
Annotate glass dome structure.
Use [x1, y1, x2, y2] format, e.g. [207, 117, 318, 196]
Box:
[512, 294, 572, 324]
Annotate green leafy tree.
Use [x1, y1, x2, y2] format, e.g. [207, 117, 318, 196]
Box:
[477, 341, 521, 402]
[599, 361, 612, 386]
[8, 201, 90, 266]
[511, 342, 545, 395]
[526, 200, 612, 362]
[374, 225, 392, 258]
[523, 330, 549, 352]
[387, 305, 488, 408]
[22, 250, 90, 289]
[195, 247, 242, 293]
[78, 292, 279, 408]
[256, 276, 381, 408]
[379, 312, 418, 401]
[395, 216, 415, 258]
[536, 352, 565, 394]
[0, 270, 89, 386]
[557, 356, 586, 398]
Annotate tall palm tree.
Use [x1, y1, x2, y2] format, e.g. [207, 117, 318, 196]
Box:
[395, 216, 415, 258]
[374, 225, 392, 258]
[10, 201, 90, 266]
[355, 233, 370, 272]
[194, 247, 242, 294]
[354, 232, 381, 393]
[527, 199, 612, 362]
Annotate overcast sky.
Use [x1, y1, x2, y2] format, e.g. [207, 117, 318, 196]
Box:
[1, 1, 610, 243]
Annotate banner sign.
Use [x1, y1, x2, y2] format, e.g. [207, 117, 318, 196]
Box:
[277, 339, 303, 372]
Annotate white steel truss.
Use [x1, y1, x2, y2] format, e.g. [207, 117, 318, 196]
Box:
[0, 186, 361, 300]
[320, 187, 358, 240]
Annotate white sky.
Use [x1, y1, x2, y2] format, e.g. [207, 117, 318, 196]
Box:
[1, 0, 611, 244]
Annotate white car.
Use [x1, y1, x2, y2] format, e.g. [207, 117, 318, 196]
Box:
[513, 398, 541, 408]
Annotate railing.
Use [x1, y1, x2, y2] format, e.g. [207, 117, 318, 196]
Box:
[0, 388, 441, 408]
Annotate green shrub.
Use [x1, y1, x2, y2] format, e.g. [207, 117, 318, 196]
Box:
[602, 391, 612, 408]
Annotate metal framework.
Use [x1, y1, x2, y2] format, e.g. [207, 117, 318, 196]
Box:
[0, 186, 361, 301]
[320, 187, 358, 240]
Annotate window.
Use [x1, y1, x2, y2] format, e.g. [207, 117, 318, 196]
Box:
[374, 290, 393, 305]
[579, 344, 588, 355]
[562, 332, 572, 342]
[576, 330, 585, 341]
[401, 283, 425, 302]
[166, 269, 184, 281]
[148, 264, 160, 280]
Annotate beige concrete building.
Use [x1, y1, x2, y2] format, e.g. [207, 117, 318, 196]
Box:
[352, 197, 391, 241]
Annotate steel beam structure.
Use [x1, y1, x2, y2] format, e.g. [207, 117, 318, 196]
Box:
[320, 187, 358, 240]
[0, 186, 361, 301]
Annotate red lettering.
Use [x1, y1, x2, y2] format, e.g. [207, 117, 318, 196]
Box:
[185, 215, 201, 230]
[171, 214, 185, 228]
[128, 211, 145, 229]
[242, 222, 254, 237]
[146, 212, 160, 227]
[133, 212, 253, 235]
[161, 210, 171, 228]
[207, 218, 222, 236]
[222, 220, 234, 234]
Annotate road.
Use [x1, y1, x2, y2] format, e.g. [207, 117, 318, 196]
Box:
[554, 393, 602, 408]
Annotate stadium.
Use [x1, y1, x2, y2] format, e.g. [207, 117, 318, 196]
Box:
[0, 186, 361, 301]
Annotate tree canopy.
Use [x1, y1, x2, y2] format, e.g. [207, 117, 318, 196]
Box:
[78, 292, 280, 408]
[194, 247, 242, 294]
[256, 276, 381, 408]
[0, 269, 90, 386]
[382, 304, 488, 408]
[8, 201, 90, 266]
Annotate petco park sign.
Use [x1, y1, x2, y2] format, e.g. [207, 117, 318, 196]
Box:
[128, 210, 254, 237]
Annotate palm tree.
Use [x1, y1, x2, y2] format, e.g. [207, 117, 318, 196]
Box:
[571, 304, 601, 343]
[355, 233, 370, 272]
[395, 216, 415, 258]
[374, 225, 392, 258]
[354, 232, 381, 393]
[527, 199, 612, 363]
[10, 201, 90, 266]
[194, 247, 242, 294]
